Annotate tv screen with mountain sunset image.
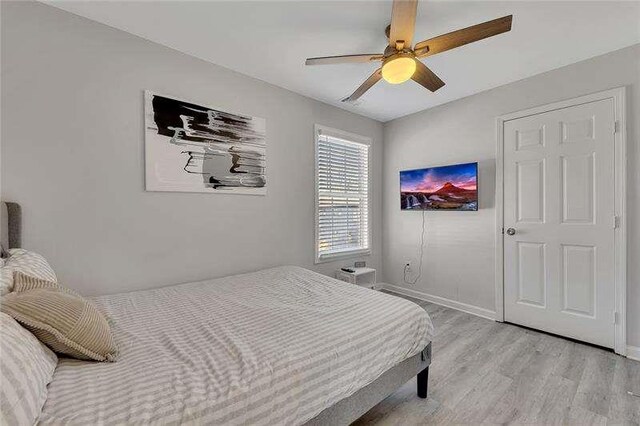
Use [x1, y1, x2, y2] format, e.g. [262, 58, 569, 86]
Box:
[400, 162, 478, 211]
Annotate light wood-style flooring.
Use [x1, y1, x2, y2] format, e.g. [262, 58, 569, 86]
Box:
[354, 291, 640, 425]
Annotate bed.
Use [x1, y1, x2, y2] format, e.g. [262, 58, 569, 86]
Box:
[1, 202, 433, 425]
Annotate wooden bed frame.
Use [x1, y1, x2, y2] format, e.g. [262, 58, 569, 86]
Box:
[0, 201, 431, 425]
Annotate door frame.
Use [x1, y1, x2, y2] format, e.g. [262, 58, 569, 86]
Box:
[495, 87, 627, 355]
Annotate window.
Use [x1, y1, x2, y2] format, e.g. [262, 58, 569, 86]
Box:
[315, 125, 371, 263]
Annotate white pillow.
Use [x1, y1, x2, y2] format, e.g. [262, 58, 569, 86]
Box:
[0, 249, 57, 296]
[0, 312, 58, 425]
[0, 266, 12, 297]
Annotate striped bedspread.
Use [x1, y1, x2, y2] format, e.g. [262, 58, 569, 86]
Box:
[39, 266, 433, 425]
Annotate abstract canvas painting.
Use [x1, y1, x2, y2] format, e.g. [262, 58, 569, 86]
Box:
[145, 91, 266, 194]
[400, 162, 478, 211]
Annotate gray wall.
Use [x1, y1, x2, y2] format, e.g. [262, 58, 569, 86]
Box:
[0, 1, 383, 295]
[382, 44, 640, 346]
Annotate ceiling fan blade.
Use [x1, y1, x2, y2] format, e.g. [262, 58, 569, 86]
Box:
[342, 68, 382, 103]
[412, 61, 445, 92]
[305, 54, 383, 66]
[414, 15, 513, 58]
[389, 0, 418, 49]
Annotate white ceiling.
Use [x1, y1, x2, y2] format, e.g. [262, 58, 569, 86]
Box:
[45, 1, 640, 122]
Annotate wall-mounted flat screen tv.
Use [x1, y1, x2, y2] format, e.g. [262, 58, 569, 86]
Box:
[400, 162, 478, 211]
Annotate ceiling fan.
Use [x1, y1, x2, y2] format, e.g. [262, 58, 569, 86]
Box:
[305, 0, 512, 102]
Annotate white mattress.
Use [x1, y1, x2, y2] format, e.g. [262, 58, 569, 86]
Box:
[39, 266, 433, 425]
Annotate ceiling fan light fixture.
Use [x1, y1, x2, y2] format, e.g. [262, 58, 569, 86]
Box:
[304, 0, 513, 101]
[381, 54, 416, 84]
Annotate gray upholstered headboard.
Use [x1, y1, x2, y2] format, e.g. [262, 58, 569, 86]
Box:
[1, 202, 22, 249]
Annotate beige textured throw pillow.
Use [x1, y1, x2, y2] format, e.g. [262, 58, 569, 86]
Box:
[1, 272, 118, 362]
[12, 269, 81, 297]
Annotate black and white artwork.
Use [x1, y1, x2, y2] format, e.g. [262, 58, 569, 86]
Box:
[145, 91, 266, 194]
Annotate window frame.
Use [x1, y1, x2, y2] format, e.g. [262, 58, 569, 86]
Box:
[314, 124, 372, 264]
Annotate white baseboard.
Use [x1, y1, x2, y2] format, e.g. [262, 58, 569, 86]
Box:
[627, 345, 640, 362]
[380, 284, 638, 359]
[382, 283, 497, 321]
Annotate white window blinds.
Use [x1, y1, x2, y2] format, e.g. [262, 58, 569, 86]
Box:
[315, 128, 370, 262]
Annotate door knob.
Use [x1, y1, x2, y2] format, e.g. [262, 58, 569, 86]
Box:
[506, 228, 516, 236]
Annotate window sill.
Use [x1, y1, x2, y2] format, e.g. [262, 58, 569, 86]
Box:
[315, 249, 371, 264]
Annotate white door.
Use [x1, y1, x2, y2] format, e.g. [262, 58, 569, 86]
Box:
[503, 98, 616, 348]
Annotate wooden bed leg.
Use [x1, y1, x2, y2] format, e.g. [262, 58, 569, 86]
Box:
[417, 366, 429, 398]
